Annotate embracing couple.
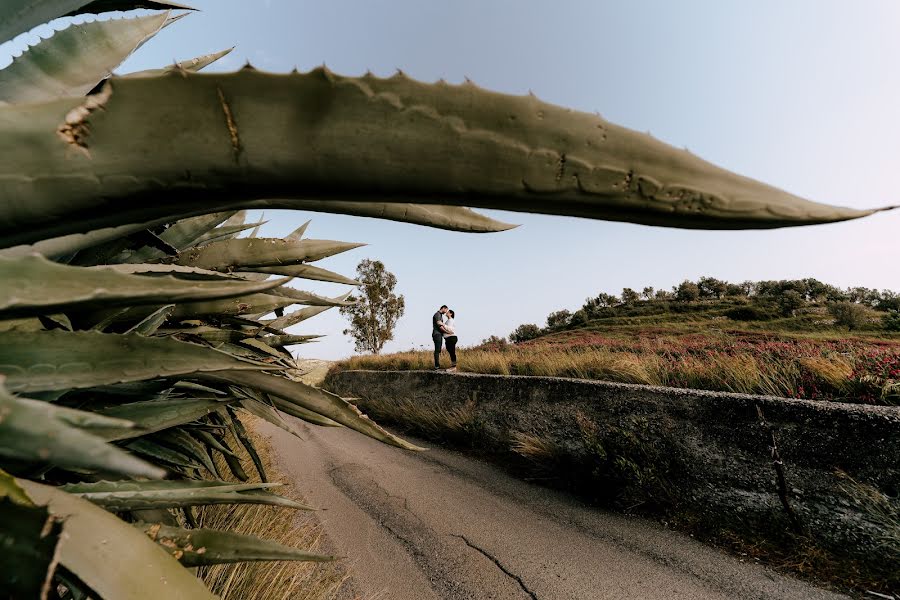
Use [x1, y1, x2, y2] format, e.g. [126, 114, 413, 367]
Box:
[431, 305, 458, 371]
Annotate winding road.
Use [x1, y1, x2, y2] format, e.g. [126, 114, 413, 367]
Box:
[259, 415, 846, 600]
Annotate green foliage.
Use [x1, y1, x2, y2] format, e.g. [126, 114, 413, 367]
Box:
[828, 302, 869, 331]
[777, 289, 806, 316]
[546, 309, 572, 329]
[674, 280, 701, 302]
[724, 305, 777, 322]
[620, 287, 641, 304]
[510, 323, 543, 343]
[339, 259, 405, 355]
[882, 310, 900, 332]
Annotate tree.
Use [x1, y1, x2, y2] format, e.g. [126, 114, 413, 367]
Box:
[828, 302, 868, 331]
[641, 286, 655, 300]
[698, 276, 728, 299]
[777, 290, 805, 316]
[621, 287, 641, 304]
[674, 280, 700, 302]
[510, 323, 543, 343]
[546, 309, 572, 329]
[340, 259, 406, 354]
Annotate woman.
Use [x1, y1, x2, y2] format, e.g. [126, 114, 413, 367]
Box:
[442, 309, 458, 371]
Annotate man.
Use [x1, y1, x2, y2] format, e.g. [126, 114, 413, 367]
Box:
[432, 305, 449, 369]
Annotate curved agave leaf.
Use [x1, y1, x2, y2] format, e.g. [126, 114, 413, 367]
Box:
[169, 292, 298, 319]
[0, 330, 275, 393]
[285, 219, 310, 241]
[264, 297, 349, 330]
[194, 219, 265, 246]
[126, 438, 200, 470]
[269, 286, 354, 307]
[124, 46, 234, 78]
[173, 238, 365, 270]
[264, 334, 323, 347]
[18, 479, 217, 600]
[137, 522, 332, 566]
[237, 398, 307, 440]
[124, 303, 173, 334]
[226, 407, 267, 481]
[0, 385, 165, 479]
[98, 262, 242, 279]
[0, 497, 62, 599]
[0, 12, 170, 105]
[240, 263, 360, 285]
[97, 397, 232, 440]
[0, 1, 190, 44]
[203, 371, 422, 450]
[271, 396, 341, 428]
[0, 69, 892, 248]
[153, 428, 219, 476]
[0, 254, 291, 319]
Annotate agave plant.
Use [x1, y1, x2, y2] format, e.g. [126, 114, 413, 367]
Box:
[0, 2, 894, 599]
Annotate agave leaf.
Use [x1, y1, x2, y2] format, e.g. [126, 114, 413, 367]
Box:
[0, 69, 891, 248]
[124, 303, 173, 335]
[0, 218, 174, 262]
[204, 371, 419, 449]
[239, 336, 288, 360]
[0, 330, 275, 393]
[0, 1, 190, 45]
[0, 385, 165, 478]
[191, 428, 236, 457]
[0, 497, 62, 600]
[126, 438, 201, 470]
[285, 219, 311, 241]
[270, 396, 341, 427]
[264, 334, 323, 348]
[0, 12, 170, 105]
[240, 263, 360, 286]
[264, 299, 348, 330]
[124, 46, 234, 78]
[154, 428, 219, 476]
[169, 292, 298, 319]
[96, 397, 231, 440]
[0, 254, 291, 319]
[138, 521, 331, 566]
[269, 286, 355, 307]
[226, 406, 267, 481]
[63, 479, 312, 511]
[173, 238, 365, 270]
[194, 220, 265, 246]
[237, 398, 307, 440]
[18, 479, 217, 600]
[98, 262, 243, 280]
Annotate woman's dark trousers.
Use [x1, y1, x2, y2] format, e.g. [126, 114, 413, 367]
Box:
[445, 336, 458, 365]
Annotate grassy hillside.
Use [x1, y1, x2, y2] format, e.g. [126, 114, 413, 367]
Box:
[331, 298, 900, 404]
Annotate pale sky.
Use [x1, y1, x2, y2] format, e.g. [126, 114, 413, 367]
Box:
[3, 1, 898, 359]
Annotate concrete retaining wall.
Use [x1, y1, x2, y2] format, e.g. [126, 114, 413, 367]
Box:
[325, 370, 899, 565]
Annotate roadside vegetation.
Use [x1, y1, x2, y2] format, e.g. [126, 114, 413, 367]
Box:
[331, 277, 900, 404]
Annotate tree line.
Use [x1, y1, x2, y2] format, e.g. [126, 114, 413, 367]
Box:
[506, 277, 900, 343]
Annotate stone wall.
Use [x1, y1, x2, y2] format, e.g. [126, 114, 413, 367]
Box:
[325, 370, 899, 566]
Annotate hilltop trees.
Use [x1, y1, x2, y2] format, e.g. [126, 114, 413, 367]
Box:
[502, 276, 900, 343]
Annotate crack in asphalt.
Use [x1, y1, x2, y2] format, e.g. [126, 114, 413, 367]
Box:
[451, 534, 539, 600]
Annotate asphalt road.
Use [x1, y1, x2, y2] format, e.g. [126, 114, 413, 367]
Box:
[260, 418, 847, 600]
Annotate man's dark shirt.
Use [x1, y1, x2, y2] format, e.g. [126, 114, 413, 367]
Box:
[432, 311, 444, 335]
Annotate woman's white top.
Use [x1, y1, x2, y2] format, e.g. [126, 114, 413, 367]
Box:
[442, 317, 456, 338]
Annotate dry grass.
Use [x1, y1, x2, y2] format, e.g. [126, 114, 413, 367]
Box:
[332, 330, 900, 404]
[195, 418, 348, 600]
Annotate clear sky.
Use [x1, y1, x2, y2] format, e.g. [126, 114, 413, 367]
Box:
[4, 1, 898, 359]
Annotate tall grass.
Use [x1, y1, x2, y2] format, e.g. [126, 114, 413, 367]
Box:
[196, 418, 347, 600]
[331, 330, 900, 404]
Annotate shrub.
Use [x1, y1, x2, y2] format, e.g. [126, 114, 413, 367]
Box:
[510, 324, 543, 343]
[546, 310, 572, 329]
[828, 302, 869, 331]
[882, 310, 900, 332]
